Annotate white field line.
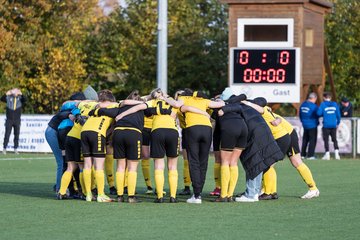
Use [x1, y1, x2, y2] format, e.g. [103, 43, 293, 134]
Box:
[0, 156, 54, 161]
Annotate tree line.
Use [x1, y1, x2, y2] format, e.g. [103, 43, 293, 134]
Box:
[0, 0, 358, 114]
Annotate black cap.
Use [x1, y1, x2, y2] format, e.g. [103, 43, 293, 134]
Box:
[341, 97, 349, 102]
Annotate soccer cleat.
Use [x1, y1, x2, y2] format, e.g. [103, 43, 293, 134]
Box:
[117, 195, 125, 203]
[145, 186, 153, 194]
[322, 152, 330, 160]
[2, 149, 6, 155]
[14, 149, 19, 154]
[86, 193, 93, 202]
[186, 195, 202, 204]
[169, 197, 178, 203]
[97, 194, 113, 203]
[307, 156, 316, 160]
[56, 193, 67, 200]
[128, 196, 141, 203]
[154, 197, 164, 203]
[210, 187, 221, 196]
[301, 189, 320, 199]
[227, 197, 234, 202]
[259, 193, 278, 200]
[335, 150, 341, 160]
[235, 192, 245, 198]
[178, 187, 191, 196]
[213, 197, 228, 203]
[109, 186, 117, 195]
[235, 195, 259, 202]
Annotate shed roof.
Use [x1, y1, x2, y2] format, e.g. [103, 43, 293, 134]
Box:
[220, 0, 333, 8]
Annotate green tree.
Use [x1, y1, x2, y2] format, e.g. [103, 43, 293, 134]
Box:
[326, 0, 360, 108]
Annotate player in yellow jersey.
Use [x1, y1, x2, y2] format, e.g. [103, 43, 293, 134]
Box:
[244, 97, 320, 199]
[81, 90, 118, 202]
[180, 91, 225, 204]
[57, 100, 98, 200]
[142, 94, 155, 194]
[175, 90, 192, 196]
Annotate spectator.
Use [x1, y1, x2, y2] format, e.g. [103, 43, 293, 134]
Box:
[299, 92, 319, 159]
[1, 88, 26, 154]
[317, 92, 341, 160]
[339, 97, 353, 118]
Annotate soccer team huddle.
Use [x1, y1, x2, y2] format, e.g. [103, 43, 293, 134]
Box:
[50, 86, 320, 204]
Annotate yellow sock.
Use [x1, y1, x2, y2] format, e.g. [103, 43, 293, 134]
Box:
[297, 163, 317, 190]
[127, 171, 137, 196]
[220, 165, 230, 198]
[141, 159, 152, 188]
[228, 166, 239, 197]
[124, 168, 128, 188]
[183, 159, 191, 187]
[168, 170, 178, 198]
[116, 171, 125, 196]
[91, 166, 97, 190]
[214, 162, 221, 189]
[79, 171, 86, 195]
[105, 154, 115, 188]
[95, 170, 105, 195]
[263, 166, 277, 194]
[83, 169, 92, 196]
[59, 171, 72, 195]
[155, 169, 164, 198]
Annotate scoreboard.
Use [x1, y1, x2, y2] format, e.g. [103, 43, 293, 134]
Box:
[230, 48, 300, 103]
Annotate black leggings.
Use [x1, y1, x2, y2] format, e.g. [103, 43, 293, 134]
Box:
[3, 119, 20, 149]
[322, 128, 338, 151]
[186, 125, 212, 197]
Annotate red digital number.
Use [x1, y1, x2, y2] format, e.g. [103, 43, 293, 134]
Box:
[243, 69, 252, 82]
[279, 51, 290, 65]
[267, 69, 276, 83]
[239, 51, 249, 65]
[253, 69, 262, 82]
[276, 69, 286, 82]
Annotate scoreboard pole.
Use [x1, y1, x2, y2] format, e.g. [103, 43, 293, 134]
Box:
[156, 0, 168, 93]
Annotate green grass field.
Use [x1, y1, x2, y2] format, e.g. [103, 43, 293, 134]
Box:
[1, 153, 359, 240]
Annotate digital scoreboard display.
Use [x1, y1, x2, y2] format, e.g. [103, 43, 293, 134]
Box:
[229, 47, 300, 103]
[232, 49, 296, 84]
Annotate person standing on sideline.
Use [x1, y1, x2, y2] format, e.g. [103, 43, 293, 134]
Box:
[317, 92, 341, 160]
[1, 88, 26, 154]
[339, 97, 353, 118]
[299, 92, 319, 159]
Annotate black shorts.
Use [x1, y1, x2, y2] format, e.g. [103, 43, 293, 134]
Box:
[65, 136, 83, 163]
[113, 129, 142, 160]
[220, 119, 248, 151]
[150, 128, 179, 158]
[58, 127, 72, 150]
[287, 130, 300, 157]
[276, 134, 291, 157]
[81, 131, 106, 158]
[212, 123, 221, 152]
[142, 127, 151, 146]
[181, 128, 187, 150]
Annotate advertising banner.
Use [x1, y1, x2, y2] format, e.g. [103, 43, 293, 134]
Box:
[0, 114, 52, 153]
[287, 118, 353, 154]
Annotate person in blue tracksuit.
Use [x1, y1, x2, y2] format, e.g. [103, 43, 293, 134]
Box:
[317, 92, 341, 160]
[299, 92, 319, 159]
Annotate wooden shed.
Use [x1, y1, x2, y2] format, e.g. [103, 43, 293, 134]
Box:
[221, 0, 333, 105]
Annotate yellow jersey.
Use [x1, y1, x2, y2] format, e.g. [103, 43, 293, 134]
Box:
[273, 113, 294, 134]
[183, 97, 211, 128]
[67, 101, 98, 139]
[144, 99, 155, 129]
[261, 106, 288, 139]
[81, 102, 118, 137]
[151, 99, 178, 131]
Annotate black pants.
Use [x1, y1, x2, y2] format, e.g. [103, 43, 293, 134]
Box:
[186, 125, 212, 198]
[322, 128, 338, 151]
[3, 119, 20, 149]
[301, 128, 317, 157]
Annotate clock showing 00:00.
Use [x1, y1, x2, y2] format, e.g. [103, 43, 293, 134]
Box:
[232, 49, 296, 84]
